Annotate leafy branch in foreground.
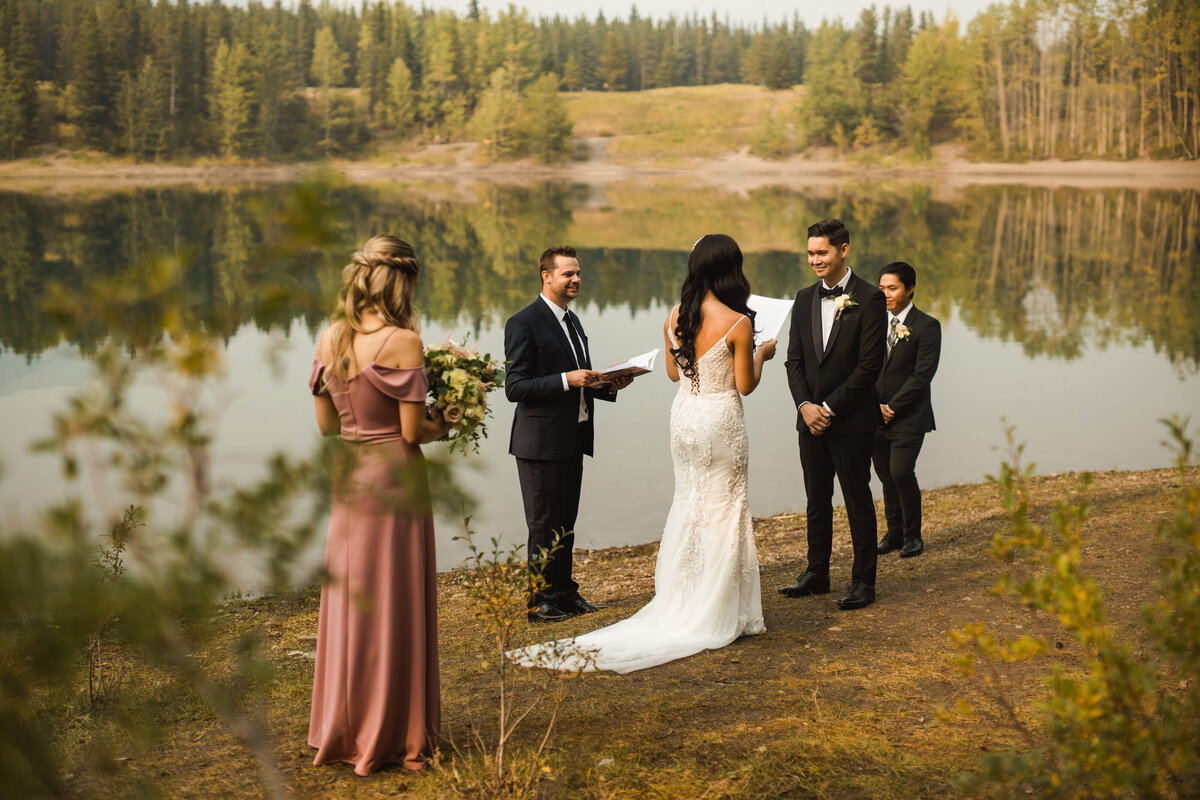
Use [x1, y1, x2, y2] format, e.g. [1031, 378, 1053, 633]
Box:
[0, 178, 352, 799]
[443, 526, 595, 799]
[951, 418, 1200, 798]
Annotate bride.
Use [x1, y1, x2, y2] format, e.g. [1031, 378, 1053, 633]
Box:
[508, 234, 776, 674]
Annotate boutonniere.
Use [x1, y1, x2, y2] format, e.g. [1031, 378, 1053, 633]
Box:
[894, 323, 911, 341]
[832, 292, 858, 319]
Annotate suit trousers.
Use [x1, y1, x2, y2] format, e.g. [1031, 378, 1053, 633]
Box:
[515, 446, 584, 606]
[872, 432, 925, 543]
[798, 430, 878, 587]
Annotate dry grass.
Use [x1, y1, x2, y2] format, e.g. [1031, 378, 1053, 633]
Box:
[60, 467, 1191, 799]
[565, 85, 801, 164]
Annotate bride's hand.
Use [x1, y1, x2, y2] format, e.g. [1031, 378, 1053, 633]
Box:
[757, 338, 777, 362]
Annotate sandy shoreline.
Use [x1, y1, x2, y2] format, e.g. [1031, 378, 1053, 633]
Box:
[2, 145, 1198, 192]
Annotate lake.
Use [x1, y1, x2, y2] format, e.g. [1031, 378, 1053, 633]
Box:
[0, 179, 1196, 584]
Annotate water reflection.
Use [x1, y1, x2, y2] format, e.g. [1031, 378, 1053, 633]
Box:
[0, 182, 1196, 369]
[0, 180, 1197, 582]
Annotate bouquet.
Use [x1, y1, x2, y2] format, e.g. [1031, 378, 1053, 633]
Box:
[424, 338, 505, 454]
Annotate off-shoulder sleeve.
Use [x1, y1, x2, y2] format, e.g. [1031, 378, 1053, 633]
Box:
[364, 365, 429, 402]
[309, 357, 328, 396]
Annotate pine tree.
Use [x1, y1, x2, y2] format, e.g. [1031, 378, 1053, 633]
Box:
[311, 26, 349, 156]
[469, 66, 518, 159]
[0, 48, 25, 159]
[209, 39, 254, 157]
[599, 30, 628, 90]
[116, 56, 166, 159]
[65, 4, 110, 146]
[518, 71, 572, 162]
[384, 56, 416, 132]
[655, 39, 677, 88]
[562, 51, 583, 91]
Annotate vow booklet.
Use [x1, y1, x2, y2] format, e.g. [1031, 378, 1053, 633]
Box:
[593, 348, 659, 384]
[747, 294, 794, 346]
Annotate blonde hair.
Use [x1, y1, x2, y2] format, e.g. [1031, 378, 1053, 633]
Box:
[327, 234, 422, 382]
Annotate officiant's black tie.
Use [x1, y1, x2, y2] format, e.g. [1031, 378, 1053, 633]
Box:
[564, 312, 587, 368]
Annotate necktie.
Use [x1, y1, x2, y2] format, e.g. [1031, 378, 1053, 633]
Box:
[564, 312, 587, 368]
[818, 284, 844, 300]
[887, 316, 899, 352]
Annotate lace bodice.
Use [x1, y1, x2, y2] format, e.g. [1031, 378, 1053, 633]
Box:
[683, 335, 738, 396]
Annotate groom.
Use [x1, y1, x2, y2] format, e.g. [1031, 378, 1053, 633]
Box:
[505, 246, 632, 623]
[780, 219, 886, 610]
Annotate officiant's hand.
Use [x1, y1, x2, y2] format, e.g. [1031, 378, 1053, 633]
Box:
[566, 369, 602, 388]
[607, 374, 634, 391]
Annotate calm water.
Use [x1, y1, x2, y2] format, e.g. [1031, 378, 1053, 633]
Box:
[0, 180, 1197, 582]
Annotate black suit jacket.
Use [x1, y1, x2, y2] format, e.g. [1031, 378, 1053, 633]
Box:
[504, 298, 616, 460]
[785, 272, 886, 436]
[876, 305, 940, 437]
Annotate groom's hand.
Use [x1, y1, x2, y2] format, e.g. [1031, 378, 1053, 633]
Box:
[566, 369, 601, 388]
[800, 402, 832, 435]
[879, 403, 895, 424]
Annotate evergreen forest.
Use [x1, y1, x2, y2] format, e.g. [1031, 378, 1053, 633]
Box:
[0, 0, 1196, 162]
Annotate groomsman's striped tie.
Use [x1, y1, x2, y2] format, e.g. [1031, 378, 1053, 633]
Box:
[887, 316, 899, 353]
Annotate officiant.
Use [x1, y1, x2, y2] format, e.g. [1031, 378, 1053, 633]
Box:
[504, 246, 636, 623]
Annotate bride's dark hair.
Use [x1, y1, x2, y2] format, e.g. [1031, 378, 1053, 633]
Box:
[671, 234, 756, 382]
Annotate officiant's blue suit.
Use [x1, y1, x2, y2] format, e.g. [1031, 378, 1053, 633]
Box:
[505, 298, 616, 606]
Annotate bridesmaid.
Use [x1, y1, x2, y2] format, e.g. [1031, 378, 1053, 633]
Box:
[308, 235, 449, 775]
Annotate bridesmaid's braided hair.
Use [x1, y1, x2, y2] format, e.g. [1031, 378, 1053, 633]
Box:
[671, 234, 756, 384]
[327, 235, 422, 382]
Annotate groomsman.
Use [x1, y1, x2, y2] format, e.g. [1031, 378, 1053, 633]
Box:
[504, 246, 632, 623]
[873, 262, 941, 558]
[780, 219, 887, 610]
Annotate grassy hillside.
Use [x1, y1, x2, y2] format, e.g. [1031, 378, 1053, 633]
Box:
[564, 84, 802, 163]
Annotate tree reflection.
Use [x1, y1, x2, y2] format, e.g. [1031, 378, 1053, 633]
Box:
[0, 181, 1195, 368]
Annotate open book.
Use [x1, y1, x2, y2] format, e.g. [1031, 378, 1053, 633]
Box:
[592, 348, 659, 384]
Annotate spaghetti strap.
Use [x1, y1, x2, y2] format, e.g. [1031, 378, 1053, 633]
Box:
[667, 307, 680, 347]
[372, 327, 401, 362]
[724, 315, 749, 339]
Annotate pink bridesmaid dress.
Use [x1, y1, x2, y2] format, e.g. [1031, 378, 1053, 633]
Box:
[308, 341, 439, 775]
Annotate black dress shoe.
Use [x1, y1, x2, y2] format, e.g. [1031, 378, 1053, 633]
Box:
[777, 571, 831, 597]
[876, 537, 903, 555]
[899, 538, 925, 558]
[836, 582, 876, 610]
[526, 602, 570, 622]
[562, 596, 606, 615]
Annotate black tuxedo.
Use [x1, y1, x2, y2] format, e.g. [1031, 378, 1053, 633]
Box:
[873, 305, 941, 545]
[785, 272, 886, 587]
[504, 297, 616, 606]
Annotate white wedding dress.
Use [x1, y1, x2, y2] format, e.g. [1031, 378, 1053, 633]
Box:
[508, 322, 765, 674]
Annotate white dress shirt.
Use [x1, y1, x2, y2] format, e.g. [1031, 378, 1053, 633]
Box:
[540, 293, 589, 422]
[819, 269, 854, 349]
[801, 269, 855, 415]
[887, 302, 913, 354]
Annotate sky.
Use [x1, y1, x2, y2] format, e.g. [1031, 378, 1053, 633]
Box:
[407, 0, 994, 28]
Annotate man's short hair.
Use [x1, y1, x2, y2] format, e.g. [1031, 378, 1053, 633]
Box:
[806, 219, 849, 249]
[539, 245, 578, 275]
[879, 261, 917, 290]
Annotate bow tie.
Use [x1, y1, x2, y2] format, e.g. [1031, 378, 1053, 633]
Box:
[818, 284, 844, 299]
